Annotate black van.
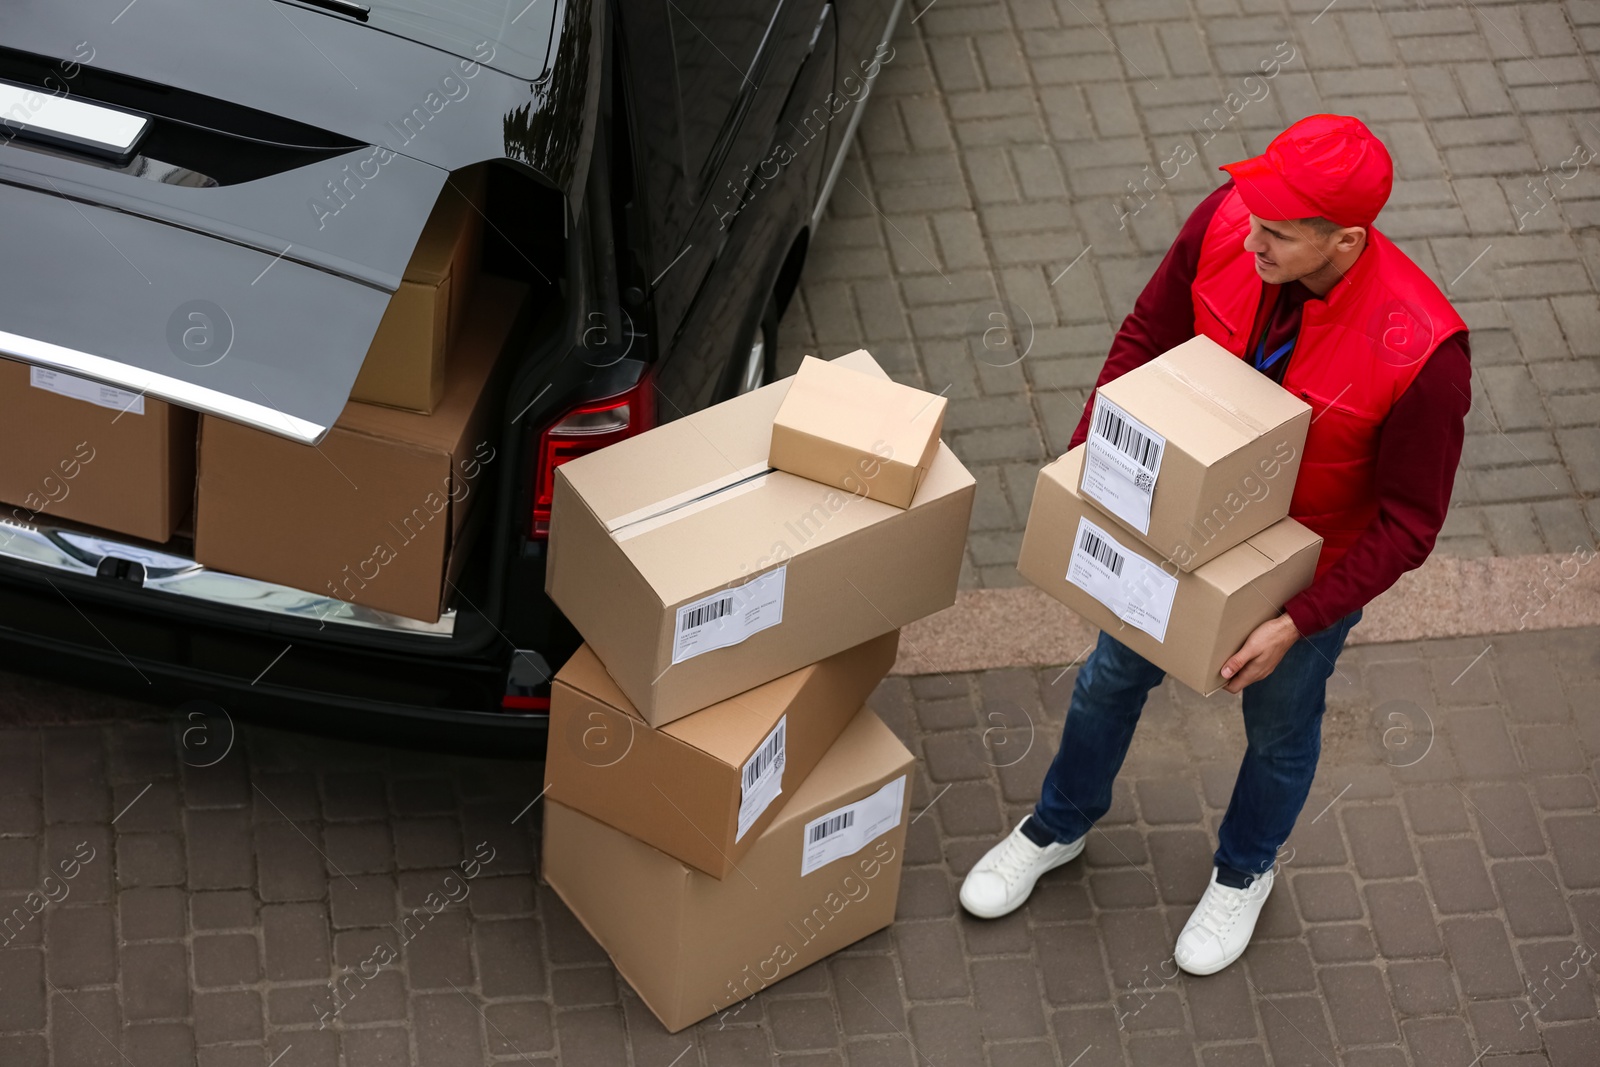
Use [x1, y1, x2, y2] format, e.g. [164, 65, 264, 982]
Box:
[0, 0, 901, 754]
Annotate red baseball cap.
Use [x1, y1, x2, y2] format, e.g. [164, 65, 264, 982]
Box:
[1221, 114, 1393, 228]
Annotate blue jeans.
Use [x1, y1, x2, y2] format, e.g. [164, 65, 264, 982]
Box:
[1032, 611, 1361, 883]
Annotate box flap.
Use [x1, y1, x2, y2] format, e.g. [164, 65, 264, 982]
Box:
[766, 705, 915, 830]
[1243, 514, 1322, 565]
[1103, 336, 1311, 466]
[561, 350, 897, 529]
[555, 642, 807, 760]
[1191, 518, 1320, 597]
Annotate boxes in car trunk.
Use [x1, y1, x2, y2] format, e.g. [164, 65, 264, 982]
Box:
[1019, 445, 1321, 696]
[194, 276, 527, 623]
[544, 631, 898, 878]
[545, 350, 975, 726]
[0, 358, 195, 543]
[349, 168, 486, 413]
[543, 704, 914, 1033]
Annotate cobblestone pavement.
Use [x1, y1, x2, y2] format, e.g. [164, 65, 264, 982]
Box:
[2, 625, 1596, 1066]
[775, 0, 1600, 589]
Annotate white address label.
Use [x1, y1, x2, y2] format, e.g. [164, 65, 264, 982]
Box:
[671, 566, 786, 665]
[800, 775, 905, 877]
[736, 716, 787, 842]
[1066, 515, 1178, 642]
[30, 367, 144, 415]
[1082, 395, 1163, 535]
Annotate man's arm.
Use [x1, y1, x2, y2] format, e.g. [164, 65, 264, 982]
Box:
[1283, 334, 1473, 635]
[1067, 182, 1235, 450]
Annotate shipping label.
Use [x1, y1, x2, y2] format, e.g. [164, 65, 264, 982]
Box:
[671, 566, 786, 665]
[30, 367, 145, 415]
[800, 775, 906, 877]
[736, 716, 787, 842]
[1066, 515, 1178, 642]
[1082, 395, 1164, 534]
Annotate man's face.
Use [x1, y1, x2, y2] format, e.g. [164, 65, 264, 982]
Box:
[1240, 214, 1342, 285]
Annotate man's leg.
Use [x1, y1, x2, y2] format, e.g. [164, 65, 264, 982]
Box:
[1173, 609, 1362, 975]
[960, 630, 1164, 918]
[1215, 609, 1363, 882]
[1032, 629, 1168, 843]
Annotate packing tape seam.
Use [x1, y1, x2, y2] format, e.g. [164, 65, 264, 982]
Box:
[611, 473, 773, 543]
[605, 462, 773, 534]
[1149, 360, 1273, 436]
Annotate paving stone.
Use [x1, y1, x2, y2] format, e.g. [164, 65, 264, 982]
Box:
[1401, 1016, 1476, 1067]
[1320, 964, 1400, 1046]
[1341, 805, 1418, 878]
[1440, 916, 1526, 997]
[1388, 959, 1462, 1016]
[1493, 859, 1574, 935]
[1418, 838, 1499, 913]
[45, 905, 115, 987]
[1289, 871, 1363, 922]
[122, 942, 189, 1019]
[1365, 881, 1444, 957]
[1547, 813, 1600, 887]
[1467, 783, 1548, 857]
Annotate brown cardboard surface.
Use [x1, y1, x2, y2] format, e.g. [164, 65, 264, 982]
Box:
[543, 704, 915, 1033]
[195, 276, 526, 622]
[1083, 335, 1310, 571]
[546, 350, 975, 726]
[1021, 446, 1321, 695]
[350, 168, 486, 413]
[545, 631, 898, 878]
[769, 353, 947, 508]
[0, 358, 195, 542]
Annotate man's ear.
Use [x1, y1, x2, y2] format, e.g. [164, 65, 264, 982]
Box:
[1335, 225, 1367, 253]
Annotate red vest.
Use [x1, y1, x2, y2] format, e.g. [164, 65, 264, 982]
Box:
[1192, 189, 1467, 580]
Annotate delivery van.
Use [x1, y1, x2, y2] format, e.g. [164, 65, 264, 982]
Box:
[0, 0, 902, 754]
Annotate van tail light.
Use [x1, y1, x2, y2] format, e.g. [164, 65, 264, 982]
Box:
[530, 372, 656, 539]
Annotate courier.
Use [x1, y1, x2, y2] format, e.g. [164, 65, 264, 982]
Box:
[969, 116, 1472, 978]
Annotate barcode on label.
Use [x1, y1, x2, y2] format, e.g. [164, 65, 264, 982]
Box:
[1093, 403, 1161, 471]
[808, 810, 855, 844]
[680, 596, 735, 632]
[744, 724, 784, 791]
[1079, 528, 1125, 576]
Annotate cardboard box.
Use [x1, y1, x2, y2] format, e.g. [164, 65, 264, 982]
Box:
[195, 276, 527, 622]
[1080, 335, 1310, 571]
[0, 359, 195, 542]
[769, 353, 947, 508]
[545, 631, 898, 877]
[543, 704, 914, 1033]
[546, 350, 974, 726]
[350, 168, 486, 413]
[1020, 446, 1321, 695]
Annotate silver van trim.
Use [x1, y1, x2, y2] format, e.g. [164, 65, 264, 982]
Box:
[0, 519, 456, 637]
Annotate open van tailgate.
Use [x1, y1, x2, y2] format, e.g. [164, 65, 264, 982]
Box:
[0, 178, 424, 445]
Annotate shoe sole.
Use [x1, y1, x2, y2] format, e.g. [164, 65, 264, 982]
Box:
[958, 836, 1086, 920]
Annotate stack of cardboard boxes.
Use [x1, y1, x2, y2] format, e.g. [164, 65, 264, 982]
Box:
[1019, 336, 1321, 694]
[541, 351, 974, 1032]
[0, 172, 514, 624]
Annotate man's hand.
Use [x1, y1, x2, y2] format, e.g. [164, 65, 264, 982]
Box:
[1219, 614, 1302, 694]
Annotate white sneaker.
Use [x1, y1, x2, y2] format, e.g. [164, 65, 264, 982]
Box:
[1173, 867, 1276, 976]
[959, 818, 1085, 919]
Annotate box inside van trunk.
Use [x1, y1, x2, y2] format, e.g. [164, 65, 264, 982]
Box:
[194, 276, 529, 623]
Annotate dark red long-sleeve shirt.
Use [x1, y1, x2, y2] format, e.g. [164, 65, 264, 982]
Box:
[1069, 181, 1472, 636]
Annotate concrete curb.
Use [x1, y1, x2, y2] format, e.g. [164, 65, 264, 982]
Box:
[892, 550, 1599, 675]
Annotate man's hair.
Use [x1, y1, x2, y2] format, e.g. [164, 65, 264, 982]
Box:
[1297, 215, 1345, 237]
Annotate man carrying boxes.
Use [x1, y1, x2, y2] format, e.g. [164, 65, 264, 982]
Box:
[962, 115, 1472, 976]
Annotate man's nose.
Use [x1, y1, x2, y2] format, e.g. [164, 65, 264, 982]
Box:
[1242, 229, 1265, 254]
